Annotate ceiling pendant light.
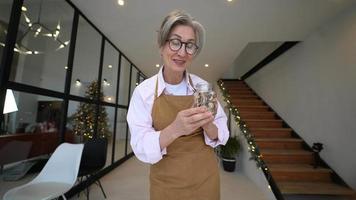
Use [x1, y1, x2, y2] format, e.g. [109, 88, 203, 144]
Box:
[15, 0, 70, 55]
[118, 0, 125, 6]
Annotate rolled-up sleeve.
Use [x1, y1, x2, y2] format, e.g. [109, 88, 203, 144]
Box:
[127, 88, 166, 164]
[203, 101, 229, 147]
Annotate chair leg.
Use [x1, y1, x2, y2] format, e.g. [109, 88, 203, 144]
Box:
[77, 176, 83, 198]
[62, 194, 67, 200]
[86, 186, 89, 200]
[97, 180, 107, 199]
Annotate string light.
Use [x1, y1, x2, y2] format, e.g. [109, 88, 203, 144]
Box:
[217, 80, 266, 169]
[217, 79, 278, 192]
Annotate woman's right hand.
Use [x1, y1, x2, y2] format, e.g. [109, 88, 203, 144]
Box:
[159, 106, 213, 150]
[169, 106, 214, 138]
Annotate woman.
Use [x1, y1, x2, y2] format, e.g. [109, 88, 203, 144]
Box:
[127, 10, 229, 200]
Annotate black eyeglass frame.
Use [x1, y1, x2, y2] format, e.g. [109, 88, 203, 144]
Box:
[166, 38, 199, 55]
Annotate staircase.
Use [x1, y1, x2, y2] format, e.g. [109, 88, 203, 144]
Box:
[222, 80, 356, 199]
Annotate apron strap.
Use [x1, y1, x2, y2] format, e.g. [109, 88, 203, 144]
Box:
[154, 76, 159, 99]
[188, 75, 196, 93]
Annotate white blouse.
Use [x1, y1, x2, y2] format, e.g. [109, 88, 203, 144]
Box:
[127, 67, 229, 164]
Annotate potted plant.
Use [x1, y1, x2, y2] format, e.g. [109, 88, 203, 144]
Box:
[220, 136, 240, 172]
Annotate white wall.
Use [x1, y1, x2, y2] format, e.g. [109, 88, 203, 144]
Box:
[223, 42, 282, 79]
[246, 5, 356, 189]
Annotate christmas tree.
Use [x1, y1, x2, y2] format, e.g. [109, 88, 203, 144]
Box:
[72, 81, 111, 141]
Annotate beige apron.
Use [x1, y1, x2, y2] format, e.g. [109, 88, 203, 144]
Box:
[150, 76, 220, 200]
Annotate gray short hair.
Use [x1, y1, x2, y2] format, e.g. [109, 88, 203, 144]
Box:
[158, 10, 206, 56]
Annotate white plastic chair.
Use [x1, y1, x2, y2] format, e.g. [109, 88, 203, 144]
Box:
[3, 143, 84, 200]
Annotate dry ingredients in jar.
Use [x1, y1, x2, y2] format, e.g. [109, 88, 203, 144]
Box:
[193, 83, 217, 116]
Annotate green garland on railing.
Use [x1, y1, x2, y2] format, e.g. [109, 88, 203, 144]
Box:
[217, 80, 268, 172]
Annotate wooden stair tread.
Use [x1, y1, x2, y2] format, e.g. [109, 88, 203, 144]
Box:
[277, 181, 356, 195]
[261, 149, 312, 155]
[268, 164, 332, 172]
[240, 113, 276, 118]
[237, 105, 268, 107]
[240, 111, 274, 114]
[233, 99, 262, 102]
[255, 138, 302, 142]
[230, 94, 258, 97]
[249, 128, 292, 131]
[244, 119, 283, 122]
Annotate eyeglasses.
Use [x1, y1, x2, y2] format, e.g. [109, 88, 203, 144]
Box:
[167, 38, 199, 55]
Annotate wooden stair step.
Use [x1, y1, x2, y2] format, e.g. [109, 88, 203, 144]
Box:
[237, 105, 269, 112]
[255, 138, 303, 149]
[232, 99, 264, 106]
[269, 164, 332, 182]
[244, 119, 284, 128]
[252, 131, 292, 138]
[223, 81, 245, 85]
[223, 81, 247, 85]
[225, 85, 250, 89]
[240, 111, 276, 119]
[233, 99, 264, 103]
[228, 86, 253, 90]
[249, 127, 292, 132]
[229, 94, 260, 99]
[261, 149, 314, 164]
[228, 91, 255, 96]
[277, 181, 356, 195]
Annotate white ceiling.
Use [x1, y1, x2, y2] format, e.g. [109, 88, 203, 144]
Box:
[71, 0, 355, 82]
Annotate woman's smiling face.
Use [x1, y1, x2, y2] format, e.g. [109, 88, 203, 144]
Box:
[160, 25, 196, 74]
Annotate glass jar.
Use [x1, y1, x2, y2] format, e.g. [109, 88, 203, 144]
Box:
[193, 83, 217, 116]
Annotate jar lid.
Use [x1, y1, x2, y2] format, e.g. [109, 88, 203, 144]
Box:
[195, 83, 212, 92]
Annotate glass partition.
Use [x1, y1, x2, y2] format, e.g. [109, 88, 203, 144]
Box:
[70, 16, 101, 97]
[67, 100, 101, 143]
[0, 0, 145, 196]
[0, 91, 63, 167]
[0, 0, 13, 63]
[138, 73, 145, 85]
[9, 0, 74, 92]
[101, 41, 119, 103]
[99, 105, 115, 167]
[130, 67, 138, 97]
[114, 108, 127, 161]
[118, 56, 130, 106]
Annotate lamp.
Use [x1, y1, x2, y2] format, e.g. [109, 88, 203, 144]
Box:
[6, 0, 70, 55]
[3, 89, 18, 114]
[2, 89, 18, 134]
